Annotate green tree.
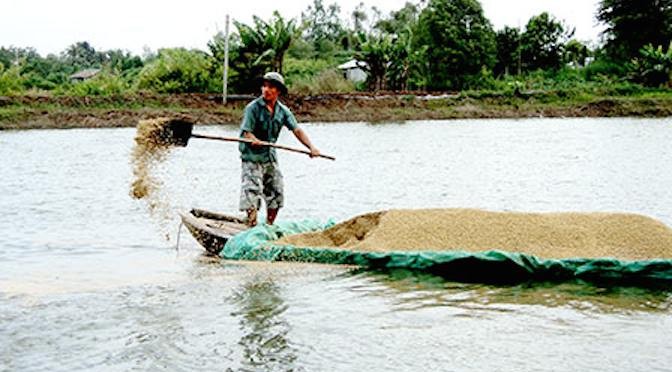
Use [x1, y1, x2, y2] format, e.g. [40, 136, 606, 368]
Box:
[102, 49, 144, 73]
[301, 0, 346, 55]
[597, 0, 672, 62]
[352, 2, 368, 34]
[208, 31, 239, 63]
[229, 18, 273, 93]
[343, 3, 383, 53]
[0, 47, 40, 70]
[414, 0, 496, 90]
[286, 38, 315, 60]
[21, 54, 74, 89]
[385, 30, 419, 91]
[375, 2, 419, 34]
[521, 12, 574, 71]
[0, 47, 72, 90]
[136, 48, 215, 93]
[263, 11, 298, 74]
[355, 33, 392, 90]
[0, 48, 13, 69]
[0, 47, 71, 90]
[0, 64, 25, 95]
[494, 26, 521, 76]
[220, 12, 297, 93]
[564, 39, 590, 67]
[62, 41, 102, 68]
[375, 3, 421, 90]
[629, 42, 672, 86]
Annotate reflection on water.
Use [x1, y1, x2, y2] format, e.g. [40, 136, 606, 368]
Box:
[230, 277, 298, 371]
[359, 269, 672, 314]
[1, 258, 670, 371]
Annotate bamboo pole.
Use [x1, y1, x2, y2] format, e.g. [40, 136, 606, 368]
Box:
[223, 14, 230, 104]
[190, 133, 335, 161]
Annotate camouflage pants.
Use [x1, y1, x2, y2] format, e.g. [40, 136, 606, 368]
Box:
[239, 161, 284, 211]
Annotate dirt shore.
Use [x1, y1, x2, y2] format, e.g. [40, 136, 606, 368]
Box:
[1, 92, 672, 130]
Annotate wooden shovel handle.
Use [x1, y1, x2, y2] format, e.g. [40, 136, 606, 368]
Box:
[191, 133, 335, 160]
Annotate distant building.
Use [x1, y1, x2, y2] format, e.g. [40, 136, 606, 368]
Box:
[337, 59, 368, 83]
[69, 68, 101, 82]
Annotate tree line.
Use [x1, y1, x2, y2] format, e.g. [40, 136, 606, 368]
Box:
[1, 0, 671, 96]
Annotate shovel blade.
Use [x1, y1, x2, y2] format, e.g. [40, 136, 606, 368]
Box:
[165, 119, 194, 147]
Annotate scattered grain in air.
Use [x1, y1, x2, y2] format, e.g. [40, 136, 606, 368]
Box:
[130, 118, 179, 236]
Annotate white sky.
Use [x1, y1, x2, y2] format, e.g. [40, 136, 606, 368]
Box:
[1, 0, 604, 56]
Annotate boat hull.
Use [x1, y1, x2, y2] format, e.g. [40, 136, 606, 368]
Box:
[179, 209, 248, 255]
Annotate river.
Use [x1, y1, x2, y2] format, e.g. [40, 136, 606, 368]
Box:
[1, 118, 671, 371]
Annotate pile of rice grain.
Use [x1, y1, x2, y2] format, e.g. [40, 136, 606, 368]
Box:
[274, 209, 672, 260]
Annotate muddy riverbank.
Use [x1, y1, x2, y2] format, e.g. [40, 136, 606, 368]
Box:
[2, 91, 672, 129]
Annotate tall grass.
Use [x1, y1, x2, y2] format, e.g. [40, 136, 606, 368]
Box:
[283, 58, 332, 85]
[289, 69, 356, 95]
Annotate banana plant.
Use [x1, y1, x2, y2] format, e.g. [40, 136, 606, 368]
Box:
[223, 11, 297, 92]
[630, 42, 672, 87]
[262, 11, 298, 74]
[354, 32, 393, 91]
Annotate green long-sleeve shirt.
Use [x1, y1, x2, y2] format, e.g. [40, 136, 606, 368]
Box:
[239, 96, 298, 163]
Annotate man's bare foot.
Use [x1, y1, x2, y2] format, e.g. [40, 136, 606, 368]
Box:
[246, 208, 258, 227]
[267, 208, 279, 225]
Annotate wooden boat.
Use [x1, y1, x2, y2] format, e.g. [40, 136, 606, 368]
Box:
[179, 209, 248, 255]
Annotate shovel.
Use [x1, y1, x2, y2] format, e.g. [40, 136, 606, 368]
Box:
[164, 119, 335, 160]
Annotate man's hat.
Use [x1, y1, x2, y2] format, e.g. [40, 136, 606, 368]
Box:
[262, 72, 288, 95]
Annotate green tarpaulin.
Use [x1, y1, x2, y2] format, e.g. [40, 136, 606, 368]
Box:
[221, 219, 672, 285]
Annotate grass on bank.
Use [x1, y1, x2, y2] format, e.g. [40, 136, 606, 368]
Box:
[2, 63, 671, 128]
[2, 85, 671, 125]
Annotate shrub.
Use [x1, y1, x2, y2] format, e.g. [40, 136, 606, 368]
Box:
[289, 69, 355, 94]
[136, 48, 215, 93]
[54, 70, 130, 96]
[462, 67, 498, 90]
[584, 58, 628, 81]
[0, 64, 26, 95]
[283, 58, 332, 86]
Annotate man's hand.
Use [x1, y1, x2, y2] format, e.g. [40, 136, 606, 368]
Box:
[243, 131, 263, 147]
[293, 128, 321, 159]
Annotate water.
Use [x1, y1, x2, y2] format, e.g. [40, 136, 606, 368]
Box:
[1, 118, 671, 371]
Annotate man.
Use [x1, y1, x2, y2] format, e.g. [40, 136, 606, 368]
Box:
[239, 72, 321, 227]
